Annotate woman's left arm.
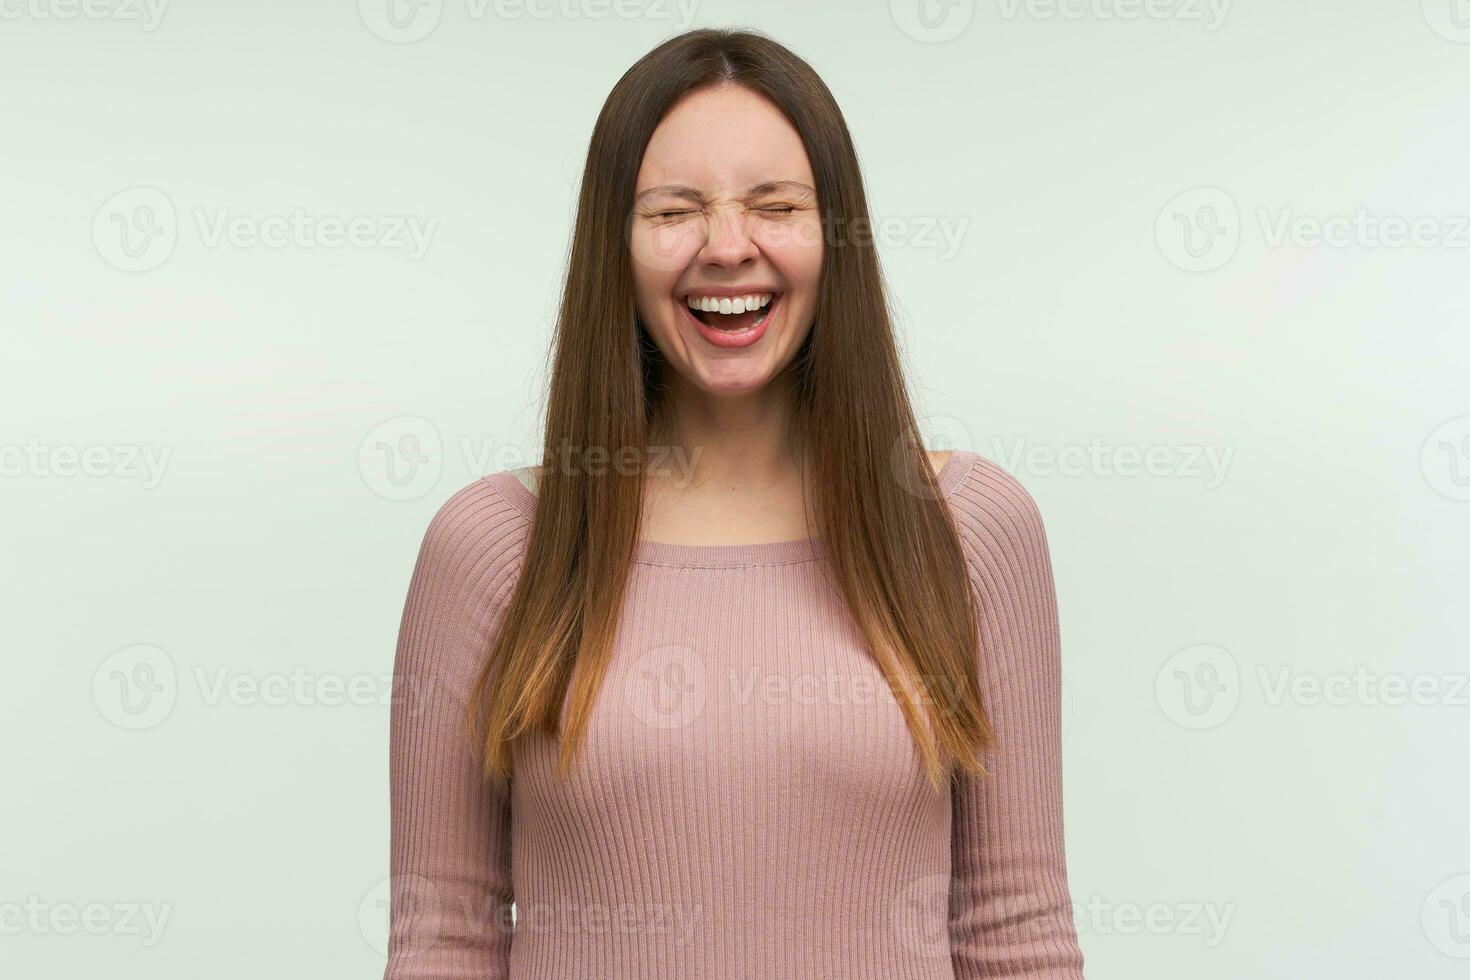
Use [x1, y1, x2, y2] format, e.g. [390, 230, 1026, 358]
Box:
[947, 464, 1086, 979]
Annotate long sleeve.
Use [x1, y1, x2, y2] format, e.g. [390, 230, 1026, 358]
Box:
[947, 459, 1086, 979]
[384, 481, 527, 980]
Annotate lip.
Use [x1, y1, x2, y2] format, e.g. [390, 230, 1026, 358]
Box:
[679, 284, 782, 300]
[679, 291, 781, 350]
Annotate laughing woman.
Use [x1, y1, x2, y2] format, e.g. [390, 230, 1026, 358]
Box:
[383, 27, 1086, 980]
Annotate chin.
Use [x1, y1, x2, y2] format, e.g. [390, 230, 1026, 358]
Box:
[689, 366, 776, 396]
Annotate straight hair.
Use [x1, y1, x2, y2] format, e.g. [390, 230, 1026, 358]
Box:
[465, 27, 994, 793]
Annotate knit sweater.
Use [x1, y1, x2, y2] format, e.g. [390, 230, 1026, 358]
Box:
[384, 449, 1085, 980]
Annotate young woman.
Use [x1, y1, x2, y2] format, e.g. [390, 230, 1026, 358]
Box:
[384, 27, 1086, 980]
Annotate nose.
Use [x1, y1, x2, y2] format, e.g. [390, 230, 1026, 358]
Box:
[697, 206, 759, 269]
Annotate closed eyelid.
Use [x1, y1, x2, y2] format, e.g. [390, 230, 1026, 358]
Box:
[643, 203, 797, 221]
[635, 181, 816, 207]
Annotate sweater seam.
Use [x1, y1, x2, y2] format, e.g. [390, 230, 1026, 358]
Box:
[476, 451, 980, 569]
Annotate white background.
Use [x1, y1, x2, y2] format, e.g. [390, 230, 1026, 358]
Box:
[3, 1, 1468, 977]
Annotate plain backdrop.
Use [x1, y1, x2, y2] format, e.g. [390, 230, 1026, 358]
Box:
[3, 1, 1468, 977]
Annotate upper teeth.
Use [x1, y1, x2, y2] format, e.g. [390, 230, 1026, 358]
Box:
[686, 292, 774, 314]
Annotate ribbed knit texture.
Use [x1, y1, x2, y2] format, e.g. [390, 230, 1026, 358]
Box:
[384, 450, 1085, 980]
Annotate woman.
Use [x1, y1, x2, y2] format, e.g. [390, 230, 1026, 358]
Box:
[384, 27, 1085, 980]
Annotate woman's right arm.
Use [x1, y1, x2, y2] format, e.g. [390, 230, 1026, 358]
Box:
[384, 482, 522, 980]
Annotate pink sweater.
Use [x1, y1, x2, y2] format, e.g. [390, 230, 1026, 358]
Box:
[385, 449, 1085, 979]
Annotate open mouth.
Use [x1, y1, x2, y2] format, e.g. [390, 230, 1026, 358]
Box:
[685, 292, 781, 332]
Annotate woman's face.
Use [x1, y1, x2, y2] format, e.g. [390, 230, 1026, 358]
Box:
[628, 83, 824, 397]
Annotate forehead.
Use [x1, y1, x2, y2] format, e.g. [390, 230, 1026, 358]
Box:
[635, 84, 814, 195]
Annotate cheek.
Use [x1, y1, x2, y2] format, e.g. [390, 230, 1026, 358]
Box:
[629, 222, 701, 281]
[754, 219, 824, 285]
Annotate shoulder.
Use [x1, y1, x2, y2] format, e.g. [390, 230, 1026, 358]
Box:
[941, 450, 1051, 572]
[406, 473, 533, 608]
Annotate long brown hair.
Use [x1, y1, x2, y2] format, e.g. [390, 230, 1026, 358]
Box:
[465, 27, 994, 793]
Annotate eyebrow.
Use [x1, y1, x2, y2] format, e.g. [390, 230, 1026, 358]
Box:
[633, 180, 815, 205]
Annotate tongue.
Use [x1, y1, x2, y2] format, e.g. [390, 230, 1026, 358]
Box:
[703, 305, 764, 330]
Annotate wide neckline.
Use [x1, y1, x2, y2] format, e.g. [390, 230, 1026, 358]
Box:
[486, 450, 977, 568]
